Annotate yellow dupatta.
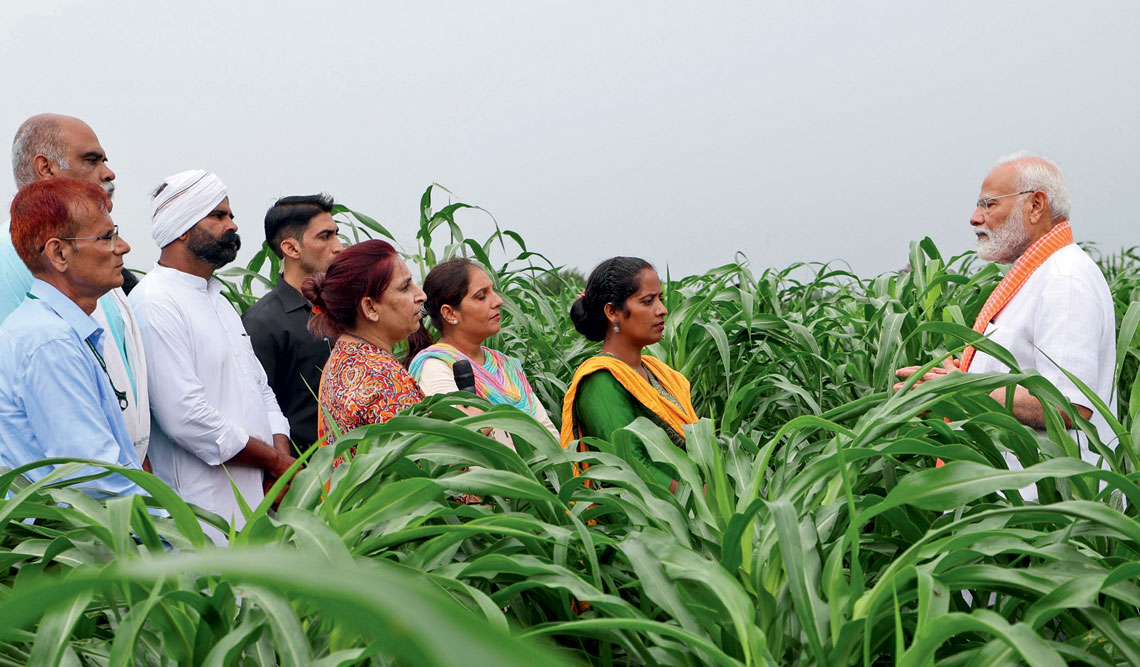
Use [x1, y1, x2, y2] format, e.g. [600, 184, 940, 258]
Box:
[560, 354, 698, 450]
[959, 222, 1074, 371]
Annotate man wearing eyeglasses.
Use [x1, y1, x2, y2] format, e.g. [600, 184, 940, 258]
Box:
[896, 153, 1116, 489]
[0, 114, 150, 468]
[0, 178, 144, 496]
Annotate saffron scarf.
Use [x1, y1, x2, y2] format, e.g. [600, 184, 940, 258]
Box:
[959, 222, 1074, 371]
[560, 354, 698, 450]
[408, 343, 541, 416]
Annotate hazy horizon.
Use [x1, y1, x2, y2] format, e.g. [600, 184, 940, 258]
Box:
[3, 2, 1138, 280]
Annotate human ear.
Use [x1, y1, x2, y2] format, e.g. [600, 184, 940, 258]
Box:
[279, 237, 302, 260]
[603, 302, 624, 329]
[1029, 191, 1049, 224]
[42, 238, 69, 273]
[33, 154, 57, 179]
[360, 296, 381, 322]
[440, 303, 458, 325]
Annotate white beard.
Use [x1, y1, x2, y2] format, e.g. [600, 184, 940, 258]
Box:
[976, 203, 1031, 263]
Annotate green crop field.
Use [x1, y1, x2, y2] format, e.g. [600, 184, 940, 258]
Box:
[2, 185, 1139, 666]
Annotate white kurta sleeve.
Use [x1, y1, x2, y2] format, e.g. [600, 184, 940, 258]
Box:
[1030, 272, 1111, 411]
[134, 297, 249, 466]
[418, 357, 460, 396]
[530, 398, 559, 439]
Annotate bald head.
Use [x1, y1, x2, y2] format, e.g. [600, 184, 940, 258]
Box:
[988, 151, 1070, 222]
[11, 114, 115, 195]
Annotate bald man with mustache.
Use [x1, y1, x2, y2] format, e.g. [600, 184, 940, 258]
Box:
[0, 114, 150, 465]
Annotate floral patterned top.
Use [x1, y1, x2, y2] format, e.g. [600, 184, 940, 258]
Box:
[317, 335, 424, 467]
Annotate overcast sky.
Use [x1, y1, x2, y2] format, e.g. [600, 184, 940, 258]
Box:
[3, 1, 1138, 279]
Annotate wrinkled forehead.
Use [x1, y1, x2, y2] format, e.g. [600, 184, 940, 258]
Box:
[390, 259, 412, 282]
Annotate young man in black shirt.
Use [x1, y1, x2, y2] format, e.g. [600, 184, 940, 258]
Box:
[242, 194, 343, 451]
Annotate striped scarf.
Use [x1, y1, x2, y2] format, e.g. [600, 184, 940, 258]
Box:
[408, 343, 540, 416]
[960, 221, 1074, 371]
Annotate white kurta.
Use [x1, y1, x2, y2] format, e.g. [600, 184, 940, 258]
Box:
[130, 265, 289, 539]
[967, 244, 1117, 477]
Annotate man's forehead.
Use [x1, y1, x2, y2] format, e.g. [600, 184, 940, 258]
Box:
[192, 198, 232, 226]
[58, 118, 102, 151]
[980, 164, 1018, 193]
[71, 200, 112, 228]
[306, 212, 337, 231]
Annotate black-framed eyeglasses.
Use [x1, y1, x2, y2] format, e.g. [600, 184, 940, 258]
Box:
[56, 224, 120, 250]
[976, 191, 1035, 212]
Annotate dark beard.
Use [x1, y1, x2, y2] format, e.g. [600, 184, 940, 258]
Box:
[187, 227, 241, 269]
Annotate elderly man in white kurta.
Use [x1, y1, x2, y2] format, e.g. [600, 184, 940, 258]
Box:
[131, 170, 296, 541]
[896, 153, 1116, 495]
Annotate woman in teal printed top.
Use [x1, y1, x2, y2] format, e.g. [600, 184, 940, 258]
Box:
[406, 259, 558, 442]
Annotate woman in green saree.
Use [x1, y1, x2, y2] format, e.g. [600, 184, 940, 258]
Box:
[561, 257, 698, 491]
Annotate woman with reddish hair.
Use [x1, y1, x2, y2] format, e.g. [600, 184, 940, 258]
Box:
[302, 240, 426, 467]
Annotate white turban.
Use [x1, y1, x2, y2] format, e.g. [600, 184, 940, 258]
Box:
[151, 169, 228, 249]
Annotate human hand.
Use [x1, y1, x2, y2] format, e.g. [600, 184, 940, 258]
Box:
[893, 357, 960, 391]
[263, 473, 290, 508]
[269, 450, 299, 481]
[272, 433, 294, 457]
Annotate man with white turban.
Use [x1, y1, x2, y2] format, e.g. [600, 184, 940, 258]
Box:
[130, 170, 296, 542]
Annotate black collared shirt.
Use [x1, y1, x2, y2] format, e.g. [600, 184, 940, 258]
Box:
[242, 276, 331, 450]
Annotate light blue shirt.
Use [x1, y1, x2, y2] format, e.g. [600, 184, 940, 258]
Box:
[1, 220, 136, 396]
[0, 221, 27, 322]
[0, 279, 144, 497]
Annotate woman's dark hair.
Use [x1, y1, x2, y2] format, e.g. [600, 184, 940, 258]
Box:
[302, 239, 399, 339]
[570, 256, 653, 342]
[404, 257, 475, 364]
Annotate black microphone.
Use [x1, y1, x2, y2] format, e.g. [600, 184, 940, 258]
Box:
[453, 360, 477, 394]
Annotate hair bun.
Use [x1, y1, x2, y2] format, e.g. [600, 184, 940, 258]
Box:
[301, 273, 326, 308]
[570, 294, 607, 341]
[572, 256, 653, 342]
